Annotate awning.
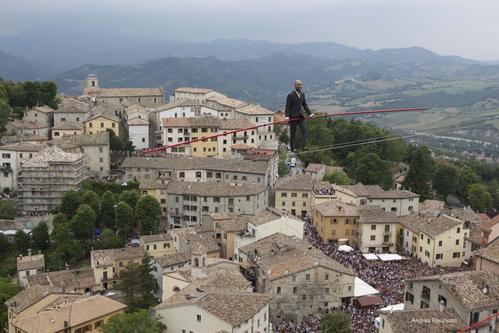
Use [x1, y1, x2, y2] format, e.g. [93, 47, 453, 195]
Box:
[354, 277, 380, 297]
[363, 253, 378, 260]
[379, 303, 404, 312]
[357, 295, 382, 307]
[338, 245, 354, 252]
[377, 253, 405, 261]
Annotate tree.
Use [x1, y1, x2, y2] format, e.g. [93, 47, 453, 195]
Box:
[320, 312, 352, 333]
[432, 164, 459, 199]
[31, 222, 50, 253]
[457, 166, 481, 199]
[51, 223, 79, 266]
[52, 212, 68, 226]
[99, 310, 165, 333]
[468, 184, 492, 213]
[0, 234, 10, 255]
[70, 204, 96, 240]
[0, 200, 16, 220]
[101, 191, 116, 229]
[278, 160, 289, 176]
[107, 129, 123, 152]
[115, 201, 135, 242]
[60, 190, 81, 219]
[118, 190, 140, 210]
[80, 190, 100, 219]
[324, 170, 352, 185]
[116, 253, 157, 312]
[354, 153, 393, 190]
[99, 228, 124, 249]
[14, 230, 30, 255]
[135, 195, 161, 235]
[0, 277, 20, 329]
[403, 146, 435, 200]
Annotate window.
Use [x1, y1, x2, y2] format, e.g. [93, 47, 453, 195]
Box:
[453, 252, 460, 258]
[325, 274, 329, 281]
[94, 320, 103, 329]
[292, 275, 296, 281]
[371, 225, 376, 230]
[293, 287, 297, 294]
[457, 227, 460, 233]
[455, 239, 459, 245]
[325, 288, 330, 294]
[438, 295, 447, 306]
[370, 235, 376, 241]
[302, 193, 308, 198]
[405, 291, 414, 304]
[438, 240, 442, 247]
[276, 286, 281, 294]
[281, 192, 287, 197]
[421, 286, 431, 301]
[179, 172, 185, 178]
[100, 122, 104, 128]
[112, 122, 115, 128]
[291, 193, 297, 198]
[305, 274, 310, 281]
[197, 314, 201, 322]
[436, 253, 443, 260]
[2, 153, 11, 158]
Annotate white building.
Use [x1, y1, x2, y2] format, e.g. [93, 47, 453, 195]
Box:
[128, 118, 149, 150]
[0, 143, 43, 191]
[233, 208, 305, 260]
[173, 87, 214, 103]
[333, 184, 419, 217]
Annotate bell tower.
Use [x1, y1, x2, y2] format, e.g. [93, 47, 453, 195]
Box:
[84, 74, 101, 95]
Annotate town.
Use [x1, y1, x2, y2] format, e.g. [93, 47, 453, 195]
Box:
[0, 74, 497, 333]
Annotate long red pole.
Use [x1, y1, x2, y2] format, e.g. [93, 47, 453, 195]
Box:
[143, 107, 427, 154]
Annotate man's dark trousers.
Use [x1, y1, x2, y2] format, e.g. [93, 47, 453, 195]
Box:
[290, 117, 306, 151]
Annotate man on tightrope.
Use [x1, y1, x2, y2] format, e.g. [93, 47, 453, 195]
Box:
[285, 79, 314, 152]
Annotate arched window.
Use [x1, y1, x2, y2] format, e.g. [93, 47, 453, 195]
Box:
[202, 257, 206, 267]
[194, 258, 199, 267]
[173, 286, 180, 292]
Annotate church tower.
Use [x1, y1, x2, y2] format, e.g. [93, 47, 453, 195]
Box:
[84, 74, 101, 95]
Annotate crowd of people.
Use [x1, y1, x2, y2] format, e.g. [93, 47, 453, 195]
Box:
[272, 312, 323, 333]
[282, 220, 471, 332]
[313, 184, 335, 196]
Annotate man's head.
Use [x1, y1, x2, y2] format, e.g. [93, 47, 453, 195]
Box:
[294, 79, 303, 92]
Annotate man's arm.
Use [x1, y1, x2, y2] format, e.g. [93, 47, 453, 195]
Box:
[285, 93, 291, 118]
[302, 93, 311, 115]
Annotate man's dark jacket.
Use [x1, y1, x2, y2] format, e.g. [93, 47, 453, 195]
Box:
[285, 90, 311, 118]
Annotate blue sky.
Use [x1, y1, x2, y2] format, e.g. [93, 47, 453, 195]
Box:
[1, 0, 498, 60]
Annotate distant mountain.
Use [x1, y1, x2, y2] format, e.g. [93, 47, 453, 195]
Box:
[53, 51, 499, 108]
[0, 49, 56, 81]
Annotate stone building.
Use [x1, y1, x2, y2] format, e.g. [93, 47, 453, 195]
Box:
[6, 120, 51, 142]
[53, 97, 92, 126]
[83, 74, 165, 107]
[358, 205, 401, 253]
[313, 200, 360, 245]
[404, 271, 499, 333]
[53, 132, 111, 177]
[23, 106, 54, 127]
[18, 146, 87, 212]
[238, 233, 355, 322]
[166, 181, 268, 228]
[474, 237, 499, 273]
[51, 120, 84, 138]
[122, 156, 275, 188]
[379, 308, 465, 333]
[16, 253, 45, 288]
[25, 267, 97, 294]
[275, 174, 315, 218]
[139, 233, 175, 258]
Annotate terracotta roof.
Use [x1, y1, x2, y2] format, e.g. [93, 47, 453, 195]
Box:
[185, 233, 220, 255]
[162, 117, 190, 127]
[21, 146, 84, 168]
[13, 295, 126, 333]
[383, 308, 465, 333]
[25, 267, 96, 290]
[155, 252, 191, 268]
[476, 237, 499, 264]
[357, 295, 382, 307]
[419, 200, 445, 215]
[0, 142, 44, 152]
[206, 94, 248, 109]
[28, 106, 54, 114]
[275, 174, 314, 191]
[239, 233, 354, 280]
[219, 118, 253, 130]
[400, 213, 427, 234]
[418, 214, 462, 237]
[338, 184, 419, 199]
[140, 233, 173, 243]
[315, 200, 360, 217]
[175, 87, 213, 94]
[8, 120, 48, 130]
[220, 218, 247, 233]
[230, 143, 253, 150]
[52, 120, 83, 130]
[359, 205, 400, 223]
[127, 118, 149, 126]
[235, 104, 273, 115]
[167, 181, 266, 197]
[95, 87, 163, 98]
[406, 271, 499, 310]
[155, 99, 200, 111]
[52, 132, 110, 148]
[156, 289, 269, 326]
[246, 208, 303, 226]
[85, 112, 120, 123]
[139, 179, 168, 190]
[55, 98, 91, 113]
[91, 247, 144, 267]
[122, 156, 269, 175]
[17, 254, 45, 271]
[4, 285, 66, 314]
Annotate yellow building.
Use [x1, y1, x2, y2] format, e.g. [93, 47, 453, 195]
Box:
[190, 117, 219, 157]
[139, 179, 168, 216]
[275, 174, 314, 218]
[11, 294, 126, 333]
[418, 215, 465, 267]
[313, 199, 360, 245]
[220, 217, 248, 260]
[5, 286, 126, 333]
[90, 247, 143, 290]
[84, 113, 120, 136]
[140, 233, 175, 258]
